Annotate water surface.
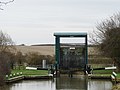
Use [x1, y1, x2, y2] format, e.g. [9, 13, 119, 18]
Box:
[1, 76, 112, 90]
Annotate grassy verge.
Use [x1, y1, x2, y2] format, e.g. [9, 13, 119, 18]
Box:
[93, 70, 113, 74]
[92, 70, 120, 79]
[91, 70, 114, 78]
[117, 73, 120, 78]
[112, 85, 120, 90]
[11, 69, 48, 76]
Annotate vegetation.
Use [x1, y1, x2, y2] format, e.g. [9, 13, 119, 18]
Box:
[0, 31, 54, 85]
[0, 0, 15, 85]
[91, 13, 120, 71]
[26, 52, 54, 66]
[112, 85, 120, 90]
[116, 73, 120, 79]
[93, 70, 113, 74]
[11, 69, 48, 76]
[0, 31, 15, 85]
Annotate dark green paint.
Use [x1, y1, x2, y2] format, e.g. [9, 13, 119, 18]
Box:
[54, 32, 88, 70]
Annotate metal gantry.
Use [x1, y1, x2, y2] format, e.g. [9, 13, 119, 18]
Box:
[54, 32, 88, 74]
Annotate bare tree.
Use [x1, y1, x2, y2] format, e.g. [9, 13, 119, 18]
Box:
[15, 51, 26, 69]
[0, 31, 15, 52]
[91, 13, 120, 71]
[0, 0, 14, 85]
[0, 0, 14, 10]
[0, 30, 15, 85]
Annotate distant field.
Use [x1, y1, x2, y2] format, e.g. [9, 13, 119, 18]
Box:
[15, 45, 104, 56]
[15, 46, 55, 56]
[15, 45, 98, 56]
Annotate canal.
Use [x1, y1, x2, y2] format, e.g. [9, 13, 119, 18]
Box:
[1, 76, 112, 90]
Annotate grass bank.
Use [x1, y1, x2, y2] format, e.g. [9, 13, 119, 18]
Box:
[93, 70, 120, 78]
[11, 69, 48, 76]
[5, 69, 51, 83]
[93, 69, 113, 74]
[112, 84, 120, 90]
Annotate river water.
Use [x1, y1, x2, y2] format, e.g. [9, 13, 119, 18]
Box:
[1, 76, 112, 90]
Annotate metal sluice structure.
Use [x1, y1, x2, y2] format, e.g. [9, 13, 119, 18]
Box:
[54, 32, 88, 75]
[60, 45, 86, 70]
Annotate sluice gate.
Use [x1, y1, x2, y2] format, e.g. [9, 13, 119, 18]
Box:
[60, 45, 86, 71]
[54, 32, 88, 76]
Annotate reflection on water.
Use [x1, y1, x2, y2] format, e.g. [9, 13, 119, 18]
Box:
[9, 80, 55, 90]
[1, 76, 112, 90]
[56, 76, 88, 90]
[88, 79, 112, 90]
[56, 75, 112, 90]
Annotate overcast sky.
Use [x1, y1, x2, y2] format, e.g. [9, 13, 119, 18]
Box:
[0, 0, 120, 45]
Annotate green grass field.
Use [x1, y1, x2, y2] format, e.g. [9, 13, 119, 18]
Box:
[11, 69, 48, 76]
[11, 68, 120, 79]
[93, 70, 113, 74]
[116, 73, 120, 78]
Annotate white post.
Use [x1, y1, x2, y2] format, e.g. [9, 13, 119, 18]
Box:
[43, 60, 47, 69]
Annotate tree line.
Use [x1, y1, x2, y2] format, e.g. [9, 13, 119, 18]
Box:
[91, 12, 120, 71]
